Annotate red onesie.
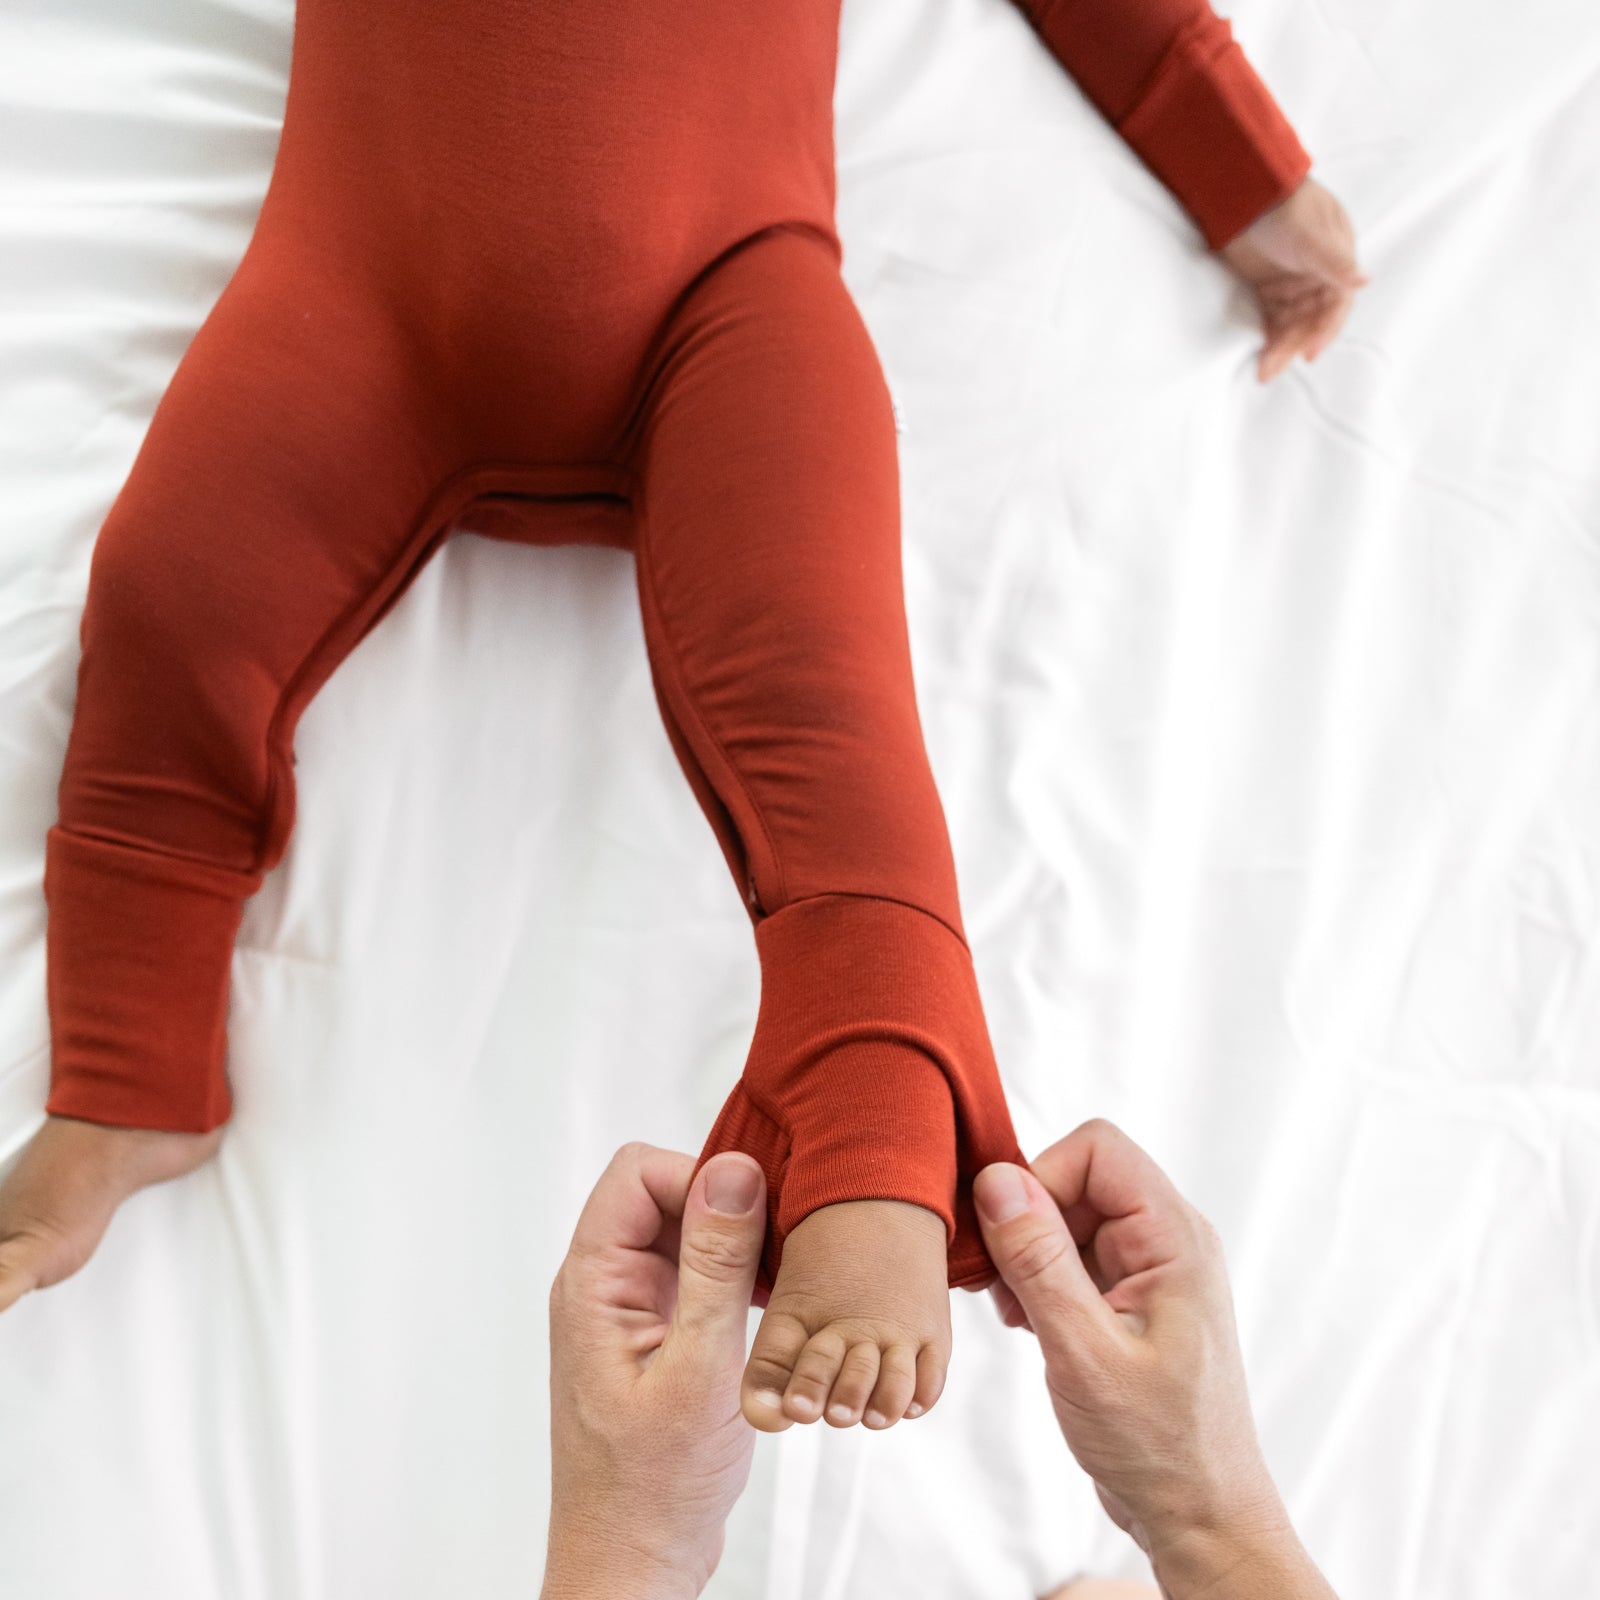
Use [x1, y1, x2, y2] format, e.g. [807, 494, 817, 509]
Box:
[41, 0, 1308, 1295]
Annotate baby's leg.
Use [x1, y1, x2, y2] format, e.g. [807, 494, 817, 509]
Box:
[0, 248, 455, 1313]
[628, 224, 1026, 1428]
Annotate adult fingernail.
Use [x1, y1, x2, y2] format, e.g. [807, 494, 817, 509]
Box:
[976, 1166, 1029, 1224]
[707, 1160, 760, 1215]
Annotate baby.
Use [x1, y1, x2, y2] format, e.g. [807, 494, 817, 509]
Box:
[0, 0, 1361, 1441]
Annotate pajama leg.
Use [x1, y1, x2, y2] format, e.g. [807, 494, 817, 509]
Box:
[44, 251, 458, 1131]
[628, 224, 1025, 1292]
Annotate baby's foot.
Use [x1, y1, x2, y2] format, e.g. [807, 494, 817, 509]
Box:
[741, 1197, 951, 1432]
[0, 1113, 224, 1314]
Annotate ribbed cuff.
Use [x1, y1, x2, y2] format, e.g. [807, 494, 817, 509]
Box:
[42, 825, 261, 1132]
[695, 893, 1026, 1295]
[1116, 14, 1312, 249]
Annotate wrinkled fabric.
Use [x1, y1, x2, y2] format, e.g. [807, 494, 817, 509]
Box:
[2, 1, 1596, 1598]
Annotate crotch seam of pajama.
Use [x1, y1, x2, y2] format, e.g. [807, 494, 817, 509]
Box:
[253, 457, 633, 877]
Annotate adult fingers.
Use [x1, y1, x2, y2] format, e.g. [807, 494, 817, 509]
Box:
[1028, 1119, 1204, 1298]
[565, 1141, 695, 1266]
[973, 1162, 1118, 1365]
[987, 1276, 1034, 1333]
[1029, 1120, 1186, 1233]
[665, 1153, 767, 1376]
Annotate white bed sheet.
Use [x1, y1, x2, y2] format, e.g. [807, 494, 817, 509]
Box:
[2, 1, 1598, 1595]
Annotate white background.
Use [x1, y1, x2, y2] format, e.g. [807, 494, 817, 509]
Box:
[2, 0, 1597, 1594]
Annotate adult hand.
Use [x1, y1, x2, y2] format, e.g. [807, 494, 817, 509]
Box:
[973, 1121, 1336, 1599]
[542, 1142, 768, 1600]
[1220, 175, 1368, 382]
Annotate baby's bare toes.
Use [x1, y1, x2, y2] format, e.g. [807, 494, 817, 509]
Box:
[824, 1341, 881, 1426]
[863, 1341, 919, 1429]
[780, 1326, 850, 1423]
[910, 1342, 946, 1419]
[741, 1310, 808, 1432]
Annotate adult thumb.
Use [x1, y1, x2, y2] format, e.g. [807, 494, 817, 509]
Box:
[973, 1162, 1115, 1363]
[668, 1154, 766, 1371]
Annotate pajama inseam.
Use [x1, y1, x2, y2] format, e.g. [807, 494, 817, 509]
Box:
[40, 0, 1309, 1293]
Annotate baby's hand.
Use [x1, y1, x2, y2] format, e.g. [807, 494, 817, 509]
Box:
[1219, 176, 1368, 383]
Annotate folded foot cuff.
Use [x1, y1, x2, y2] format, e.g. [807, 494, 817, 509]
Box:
[694, 892, 1025, 1296]
[42, 825, 262, 1132]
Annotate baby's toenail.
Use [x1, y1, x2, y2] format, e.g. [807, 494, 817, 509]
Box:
[790, 1393, 816, 1413]
[827, 1403, 851, 1422]
[864, 1409, 887, 1428]
[753, 1390, 784, 1411]
[905, 1403, 924, 1418]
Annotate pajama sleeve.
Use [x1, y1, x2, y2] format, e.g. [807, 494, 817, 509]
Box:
[1006, 0, 1313, 249]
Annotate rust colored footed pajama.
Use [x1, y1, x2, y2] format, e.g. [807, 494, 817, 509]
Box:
[40, 0, 1310, 1294]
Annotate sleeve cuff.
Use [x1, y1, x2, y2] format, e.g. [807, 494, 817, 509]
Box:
[1115, 13, 1313, 249]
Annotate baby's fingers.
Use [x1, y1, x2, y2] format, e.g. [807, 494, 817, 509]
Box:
[1257, 283, 1356, 381]
[1304, 283, 1359, 361]
[1257, 320, 1312, 383]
